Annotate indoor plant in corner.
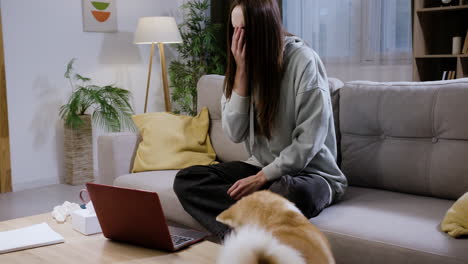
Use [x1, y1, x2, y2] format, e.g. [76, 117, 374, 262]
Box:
[169, 0, 225, 116]
[60, 59, 136, 185]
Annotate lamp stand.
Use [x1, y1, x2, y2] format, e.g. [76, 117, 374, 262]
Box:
[158, 43, 171, 112]
[143, 42, 172, 113]
[144, 42, 155, 113]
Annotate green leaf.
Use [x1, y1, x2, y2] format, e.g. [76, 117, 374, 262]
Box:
[168, 0, 226, 115]
[64, 58, 76, 79]
[75, 73, 91, 83]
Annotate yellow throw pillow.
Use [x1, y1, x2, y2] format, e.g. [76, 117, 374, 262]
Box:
[132, 107, 219, 173]
[441, 192, 468, 238]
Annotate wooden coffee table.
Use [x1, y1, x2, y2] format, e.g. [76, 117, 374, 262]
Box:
[0, 213, 220, 263]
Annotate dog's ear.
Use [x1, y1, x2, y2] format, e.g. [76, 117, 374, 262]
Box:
[216, 207, 236, 228]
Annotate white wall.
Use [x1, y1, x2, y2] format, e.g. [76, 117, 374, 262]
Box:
[2, 0, 184, 191]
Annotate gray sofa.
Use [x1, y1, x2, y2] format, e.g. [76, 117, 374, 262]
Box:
[98, 75, 468, 264]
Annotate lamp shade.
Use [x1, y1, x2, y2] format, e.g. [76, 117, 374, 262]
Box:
[134, 17, 182, 44]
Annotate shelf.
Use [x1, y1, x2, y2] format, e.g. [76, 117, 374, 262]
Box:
[413, 0, 468, 81]
[415, 54, 468, 58]
[417, 5, 468, 13]
[461, 57, 468, 77]
[422, 0, 462, 8]
[415, 54, 458, 58]
[415, 57, 457, 81]
[416, 12, 467, 55]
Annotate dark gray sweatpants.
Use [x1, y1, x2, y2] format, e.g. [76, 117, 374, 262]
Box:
[173, 161, 331, 239]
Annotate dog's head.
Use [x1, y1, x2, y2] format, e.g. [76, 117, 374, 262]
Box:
[216, 190, 302, 228]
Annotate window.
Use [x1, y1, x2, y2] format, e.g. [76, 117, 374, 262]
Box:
[283, 0, 412, 65]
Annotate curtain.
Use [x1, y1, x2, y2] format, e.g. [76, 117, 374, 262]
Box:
[283, 0, 413, 82]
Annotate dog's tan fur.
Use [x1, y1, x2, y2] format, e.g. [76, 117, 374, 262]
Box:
[217, 190, 335, 264]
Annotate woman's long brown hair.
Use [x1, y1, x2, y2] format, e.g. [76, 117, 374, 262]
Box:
[224, 0, 284, 140]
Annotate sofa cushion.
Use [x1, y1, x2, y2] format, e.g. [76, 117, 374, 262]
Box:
[113, 170, 208, 232]
[131, 107, 218, 172]
[441, 192, 468, 238]
[311, 186, 468, 264]
[340, 79, 468, 200]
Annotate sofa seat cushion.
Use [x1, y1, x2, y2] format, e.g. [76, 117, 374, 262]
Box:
[312, 187, 468, 264]
[113, 170, 208, 232]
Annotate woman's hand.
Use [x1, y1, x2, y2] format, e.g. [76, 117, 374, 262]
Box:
[231, 27, 248, 96]
[228, 170, 268, 200]
[232, 27, 246, 71]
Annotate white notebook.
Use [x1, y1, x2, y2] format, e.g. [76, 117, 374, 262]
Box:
[0, 223, 65, 254]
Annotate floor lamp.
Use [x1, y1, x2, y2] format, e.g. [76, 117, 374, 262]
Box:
[134, 17, 182, 113]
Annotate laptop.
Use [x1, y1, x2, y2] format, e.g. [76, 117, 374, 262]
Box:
[86, 183, 208, 252]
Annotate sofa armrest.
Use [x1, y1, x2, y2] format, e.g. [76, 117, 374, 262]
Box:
[97, 132, 141, 185]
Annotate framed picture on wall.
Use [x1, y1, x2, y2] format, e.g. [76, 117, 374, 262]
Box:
[82, 0, 117, 32]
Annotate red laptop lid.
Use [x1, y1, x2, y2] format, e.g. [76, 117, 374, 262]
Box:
[86, 183, 174, 251]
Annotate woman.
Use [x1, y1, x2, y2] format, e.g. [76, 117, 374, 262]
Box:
[174, 0, 347, 239]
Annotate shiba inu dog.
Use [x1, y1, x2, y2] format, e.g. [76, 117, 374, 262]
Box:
[216, 190, 335, 264]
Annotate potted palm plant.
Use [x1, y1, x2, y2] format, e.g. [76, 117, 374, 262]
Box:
[60, 59, 136, 185]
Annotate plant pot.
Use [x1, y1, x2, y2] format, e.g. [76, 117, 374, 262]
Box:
[64, 115, 94, 185]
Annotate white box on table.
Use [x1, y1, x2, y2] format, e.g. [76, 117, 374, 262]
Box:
[71, 209, 102, 235]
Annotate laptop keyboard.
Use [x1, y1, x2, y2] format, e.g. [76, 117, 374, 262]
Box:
[171, 234, 194, 246]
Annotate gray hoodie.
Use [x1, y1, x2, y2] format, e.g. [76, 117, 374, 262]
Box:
[221, 36, 348, 203]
